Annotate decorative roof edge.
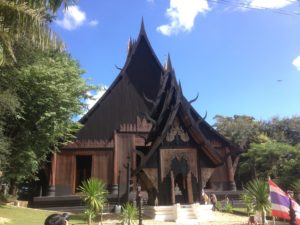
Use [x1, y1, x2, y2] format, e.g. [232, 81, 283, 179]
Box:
[79, 19, 164, 124]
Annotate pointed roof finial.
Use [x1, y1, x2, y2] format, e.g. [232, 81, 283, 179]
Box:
[127, 37, 133, 55]
[139, 17, 146, 36]
[178, 80, 183, 95]
[164, 53, 173, 72]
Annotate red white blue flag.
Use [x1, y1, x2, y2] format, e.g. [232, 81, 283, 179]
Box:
[268, 180, 300, 225]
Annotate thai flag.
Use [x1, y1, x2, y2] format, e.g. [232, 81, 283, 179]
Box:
[268, 180, 300, 225]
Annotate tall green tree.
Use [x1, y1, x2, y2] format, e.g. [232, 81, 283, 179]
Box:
[214, 115, 300, 188]
[0, 90, 19, 171]
[213, 115, 260, 149]
[239, 140, 299, 187]
[0, 40, 94, 192]
[261, 116, 300, 146]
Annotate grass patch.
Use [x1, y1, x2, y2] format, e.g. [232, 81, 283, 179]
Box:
[0, 205, 86, 225]
[232, 207, 248, 216]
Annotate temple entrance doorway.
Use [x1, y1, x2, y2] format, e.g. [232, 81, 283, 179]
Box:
[174, 173, 187, 204]
[160, 148, 198, 205]
[170, 157, 193, 204]
[75, 155, 92, 190]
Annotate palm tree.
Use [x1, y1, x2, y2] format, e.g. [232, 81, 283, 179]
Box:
[243, 178, 271, 225]
[0, 0, 71, 65]
[78, 178, 108, 225]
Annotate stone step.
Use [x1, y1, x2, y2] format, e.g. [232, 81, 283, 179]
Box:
[176, 219, 200, 224]
[42, 206, 85, 213]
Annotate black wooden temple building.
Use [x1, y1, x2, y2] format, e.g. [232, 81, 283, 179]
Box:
[47, 22, 241, 205]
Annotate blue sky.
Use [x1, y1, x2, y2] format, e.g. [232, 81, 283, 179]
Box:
[52, 0, 300, 124]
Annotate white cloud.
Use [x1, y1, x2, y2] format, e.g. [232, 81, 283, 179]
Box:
[293, 56, 300, 71]
[247, 0, 296, 9]
[86, 87, 107, 110]
[56, 6, 99, 30]
[56, 6, 86, 30]
[88, 20, 99, 27]
[157, 0, 210, 36]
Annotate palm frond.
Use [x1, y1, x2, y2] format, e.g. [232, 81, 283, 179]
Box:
[121, 203, 138, 225]
[0, 0, 64, 65]
[244, 178, 271, 213]
[78, 178, 108, 213]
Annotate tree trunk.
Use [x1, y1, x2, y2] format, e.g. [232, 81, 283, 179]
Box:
[100, 211, 103, 224]
[88, 214, 91, 225]
[9, 180, 17, 196]
[261, 209, 265, 225]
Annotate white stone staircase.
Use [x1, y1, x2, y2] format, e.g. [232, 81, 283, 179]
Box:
[176, 204, 198, 224]
[143, 203, 214, 224]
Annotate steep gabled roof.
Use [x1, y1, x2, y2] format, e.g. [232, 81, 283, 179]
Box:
[135, 56, 242, 173]
[73, 21, 241, 165]
[76, 21, 164, 141]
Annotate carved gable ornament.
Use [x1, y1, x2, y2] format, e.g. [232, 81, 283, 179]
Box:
[166, 117, 190, 142]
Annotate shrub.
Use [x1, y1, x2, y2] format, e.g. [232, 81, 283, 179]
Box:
[78, 178, 108, 225]
[0, 193, 17, 203]
[215, 201, 222, 211]
[223, 202, 233, 213]
[121, 202, 138, 225]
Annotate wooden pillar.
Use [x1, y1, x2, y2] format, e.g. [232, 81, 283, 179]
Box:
[52, 152, 57, 186]
[187, 171, 193, 204]
[48, 152, 57, 196]
[197, 150, 202, 203]
[111, 131, 119, 195]
[71, 155, 76, 194]
[132, 135, 137, 192]
[226, 148, 236, 190]
[170, 171, 175, 205]
[113, 131, 119, 185]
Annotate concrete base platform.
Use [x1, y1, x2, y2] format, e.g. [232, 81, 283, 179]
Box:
[32, 194, 118, 212]
[143, 203, 214, 223]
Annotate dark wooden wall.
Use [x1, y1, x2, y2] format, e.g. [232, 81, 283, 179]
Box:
[209, 164, 230, 190]
[92, 151, 113, 184]
[55, 154, 74, 195]
[55, 149, 113, 195]
[115, 133, 135, 196]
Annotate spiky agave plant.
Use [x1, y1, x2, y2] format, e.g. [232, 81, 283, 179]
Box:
[240, 191, 255, 215]
[243, 178, 271, 225]
[78, 178, 108, 225]
[121, 202, 138, 225]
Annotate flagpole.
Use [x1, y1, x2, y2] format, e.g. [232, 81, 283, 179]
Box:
[288, 194, 297, 225]
[268, 177, 275, 225]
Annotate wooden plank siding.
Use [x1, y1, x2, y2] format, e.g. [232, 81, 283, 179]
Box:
[55, 149, 113, 194]
[92, 151, 113, 185]
[55, 154, 74, 186]
[115, 133, 135, 196]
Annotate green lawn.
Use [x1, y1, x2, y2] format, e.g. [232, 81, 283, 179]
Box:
[232, 207, 248, 216]
[0, 205, 86, 225]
